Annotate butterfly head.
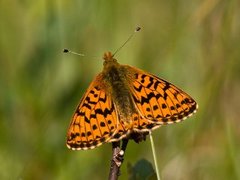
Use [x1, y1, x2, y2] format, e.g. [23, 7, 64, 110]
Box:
[103, 51, 115, 61]
[103, 51, 119, 67]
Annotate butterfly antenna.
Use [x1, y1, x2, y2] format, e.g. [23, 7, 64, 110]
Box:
[112, 26, 141, 57]
[63, 48, 85, 57]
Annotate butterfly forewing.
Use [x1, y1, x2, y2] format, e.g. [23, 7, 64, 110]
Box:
[124, 65, 197, 127]
[67, 74, 119, 150]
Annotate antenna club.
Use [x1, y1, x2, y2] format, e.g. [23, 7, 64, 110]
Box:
[103, 51, 114, 61]
[63, 49, 85, 56]
[135, 27, 141, 32]
[63, 48, 69, 53]
[112, 26, 141, 56]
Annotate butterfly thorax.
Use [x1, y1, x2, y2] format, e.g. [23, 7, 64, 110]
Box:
[102, 52, 136, 128]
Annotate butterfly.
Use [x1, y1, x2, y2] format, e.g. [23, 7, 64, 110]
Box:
[66, 51, 198, 150]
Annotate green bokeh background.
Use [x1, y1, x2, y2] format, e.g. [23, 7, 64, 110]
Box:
[1, 0, 240, 179]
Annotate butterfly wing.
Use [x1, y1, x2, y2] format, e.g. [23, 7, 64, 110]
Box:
[66, 74, 119, 150]
[124, 65, 198, 130]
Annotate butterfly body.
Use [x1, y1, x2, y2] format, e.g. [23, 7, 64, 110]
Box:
[101, 54, 137, 130]
[67, 52, 198, 150]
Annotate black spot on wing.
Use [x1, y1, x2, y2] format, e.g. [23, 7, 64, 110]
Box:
[82, 103, 91, 110]
[95, 106, 114, 118]
[146, 77, 154, 88]
[85, 96, 97, 105]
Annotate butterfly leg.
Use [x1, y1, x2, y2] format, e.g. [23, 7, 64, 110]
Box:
[129, 131, 149, 143]
[121, 139, 129, 152]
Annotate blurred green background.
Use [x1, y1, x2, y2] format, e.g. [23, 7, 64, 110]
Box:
[1, 0, 240, 179]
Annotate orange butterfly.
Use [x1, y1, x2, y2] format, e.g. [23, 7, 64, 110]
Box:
[66, 52, 198, 150]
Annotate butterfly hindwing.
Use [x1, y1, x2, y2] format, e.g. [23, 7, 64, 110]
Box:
[66, 74, 118, 150]
[124, 65, 198, 127]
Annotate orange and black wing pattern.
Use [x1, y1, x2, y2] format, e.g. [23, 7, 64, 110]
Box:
[125, 65, 198, 131]
[66, 74, 119, 150]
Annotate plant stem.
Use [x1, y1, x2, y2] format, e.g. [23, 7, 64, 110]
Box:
[149, 132, 161, 180]
[108, 140, 128, 180]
